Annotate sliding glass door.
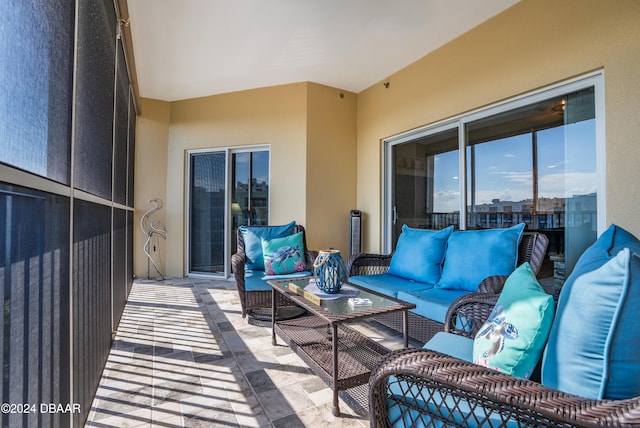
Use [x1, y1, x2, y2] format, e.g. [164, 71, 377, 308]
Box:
[390, 127, 459, 248]
[187, 147, 269, 277]
[384, 73, 604, 283]
[231, 151, 270, 253]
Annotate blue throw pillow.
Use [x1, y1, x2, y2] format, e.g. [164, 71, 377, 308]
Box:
[542, 246, 640, 399]
[436, 223, 525, 292]
[473, 263, 555, 379]
[261, 232, 307, 275]
[561, 224, 640, 291]
[239, 221, 296, 270]
[388, 225, 453, 284]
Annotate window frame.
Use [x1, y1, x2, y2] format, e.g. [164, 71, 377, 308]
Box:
[382, 71, 606, 253]
[185, 145, 271, 278]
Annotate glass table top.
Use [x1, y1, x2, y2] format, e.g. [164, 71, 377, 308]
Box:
[271, 277, 411, 317]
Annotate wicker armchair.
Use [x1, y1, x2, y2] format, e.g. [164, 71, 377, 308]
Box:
[368, 348, 640, 427]
[231, 224, 317, 321]
[348, 231, 550, 342]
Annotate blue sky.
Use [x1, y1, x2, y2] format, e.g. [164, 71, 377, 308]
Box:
[432, 119, 596, 212]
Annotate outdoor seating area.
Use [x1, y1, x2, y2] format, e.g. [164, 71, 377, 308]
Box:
[224, 221, 640, 426]
[348, 225, 549, 343]
[84, 222, 640, 427]
[369, 224, 640, 427]
[231, 222, 318, 323]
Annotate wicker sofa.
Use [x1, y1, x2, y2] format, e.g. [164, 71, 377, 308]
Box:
[231, 222, 317, 322]
[348, 228, 549, 343]
[368, 224, 640, 427]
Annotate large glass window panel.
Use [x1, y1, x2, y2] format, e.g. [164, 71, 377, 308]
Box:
[190, 152, 226, 275]
[0, 0, 73, 183]
[466, 132, 534, 230]
[466, 87, 597, 279]
[250, 151, 270, 226]
[391, 128, 459, 248]
[537, 88, 596, 274]
[231, 151, 269, 253]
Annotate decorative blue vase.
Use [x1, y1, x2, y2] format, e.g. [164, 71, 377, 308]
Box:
[313, 249, 346, 294]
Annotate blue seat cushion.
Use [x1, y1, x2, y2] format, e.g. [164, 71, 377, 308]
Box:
[542, 246, 640, 399]
[244, 269, 311, 291]
[388, 225, 453, 285]
[437, 223, 525, 291]
[347, 273, 434, 298]
[423, 331, 473, 362]
[239, 221, 296, 270]
[397, 288, 468, 324]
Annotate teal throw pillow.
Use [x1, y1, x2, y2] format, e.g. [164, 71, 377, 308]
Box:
[388, 225, 454, 285]
[473, 263, 555, 379]
[261, 232, 307, 275]
[239, 221, 296, 270]
[437, 223, 525, 291]
[542, 247, 640, 399]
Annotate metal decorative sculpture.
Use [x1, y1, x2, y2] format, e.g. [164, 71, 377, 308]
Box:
[140, 198, 167, 281]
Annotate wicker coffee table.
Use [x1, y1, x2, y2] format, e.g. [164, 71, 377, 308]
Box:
[267, 277, 415, 416]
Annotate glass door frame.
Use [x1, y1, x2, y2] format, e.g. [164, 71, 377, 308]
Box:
[185, 145, 270, 278]
[383, 71, 606, 253]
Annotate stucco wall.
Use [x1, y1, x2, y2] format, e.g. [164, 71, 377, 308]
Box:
[134, 0, 640, 277]
[134, 98, 170, 278]
[356, 0, 640, 251]
[306, 83, 357, 254]
[136, 82, 358, 278]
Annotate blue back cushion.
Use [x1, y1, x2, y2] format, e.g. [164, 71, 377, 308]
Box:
[388, 225, 453, 285]
[542, 224, 640, 399]
[239, 221, 296, 270]
[437, 223, 525, 291]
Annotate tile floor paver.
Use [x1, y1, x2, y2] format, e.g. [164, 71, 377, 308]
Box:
[86, 277, 412, 427]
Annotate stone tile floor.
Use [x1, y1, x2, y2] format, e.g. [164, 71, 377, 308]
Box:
[85, 277, 415, 427]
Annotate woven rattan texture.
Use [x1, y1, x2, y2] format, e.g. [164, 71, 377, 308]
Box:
[369, 349, 640, 427]
[275, 315, 390, 391]
[231, 224, 318, 320]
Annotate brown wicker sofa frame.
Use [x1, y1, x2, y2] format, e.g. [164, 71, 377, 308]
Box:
[368, 304, 640, 427]
[231, 224, 318, 320]
[347, 231, 549, 343]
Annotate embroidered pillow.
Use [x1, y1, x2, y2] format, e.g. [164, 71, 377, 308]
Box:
[261, 232, 306, 275]
[239, 221, 296, 270]
[473, 263, 555, 379]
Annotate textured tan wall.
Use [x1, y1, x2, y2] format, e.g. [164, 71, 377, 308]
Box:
[134, 98, 170, 279]
[356, 0, 640, 251]
[306, 83, 357, 255]
[159, 83, 308, 277]
[134, 0, 640, 275]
